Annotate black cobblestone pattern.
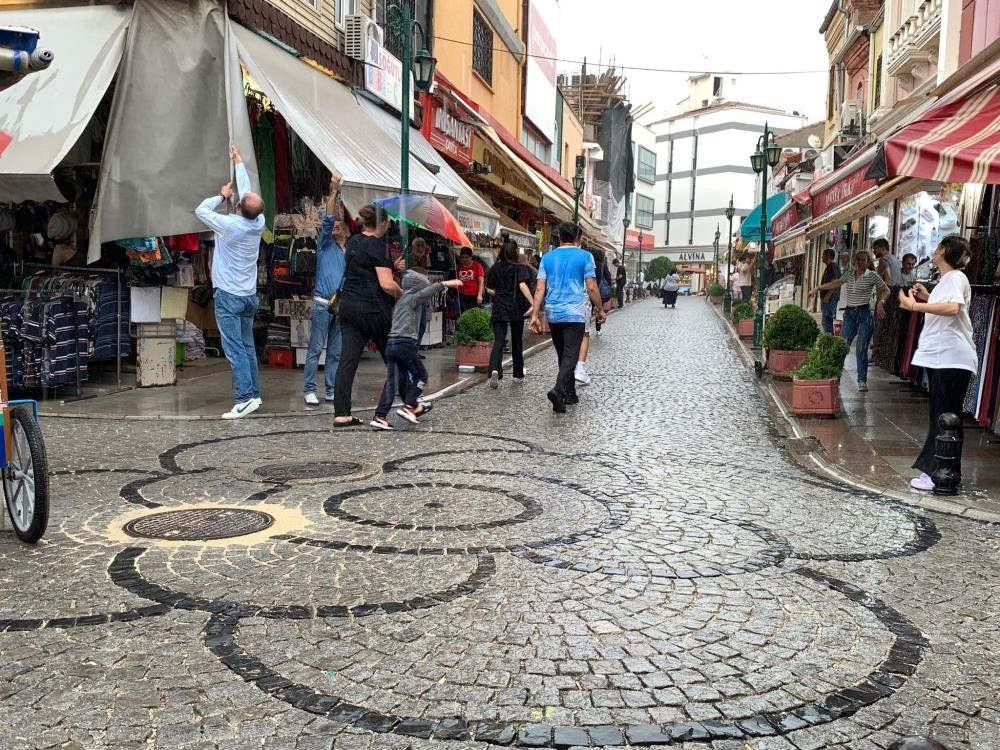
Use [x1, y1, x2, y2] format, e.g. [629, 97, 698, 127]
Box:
[2, 299, 998, 750]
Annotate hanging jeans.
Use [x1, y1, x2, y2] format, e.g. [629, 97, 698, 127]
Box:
[303, 300, 342, 398]
[376, 337, 427, 417]
[333, 298, 391, 417]
[913, 367, 973, 479]
[821, 298, 839, 334]
[549, 322, 585, 398]
[488, 319, 525, 380]
[214, 289, 260, 405]
[841, 305, 874, 384]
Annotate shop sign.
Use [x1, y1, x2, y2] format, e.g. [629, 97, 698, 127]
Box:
[624, 229, 654, 250]
[811, 163, 877, 219]
[663, 250, 712, 263]
[420, 93, 473, 166]
[458, 211, 494, 235]
[472, 134, 542, 207]
[771, 201, 801, 238]
[774, 234, 807, 260]
[364, 37, 414, 117]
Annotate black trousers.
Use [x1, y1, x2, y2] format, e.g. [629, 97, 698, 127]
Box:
[489, 319, 524, 379]
[616, 284, 625, 309]
[740, 285, 753, 303]
[549, 322, 585, 398]
[459, 294, 479, 312]
[333, 299, 391, 417]
[913, 367, 972, 478]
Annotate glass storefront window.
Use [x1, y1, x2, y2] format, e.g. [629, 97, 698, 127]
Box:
[895, 187, 962, 264]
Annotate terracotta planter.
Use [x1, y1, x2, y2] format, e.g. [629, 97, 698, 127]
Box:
[736, 319, 754, 337]
[455, 341, 493, 369]
[710, 295, 723, 304]
[791, 377, 842, 417]
[767, 349, 808, 380]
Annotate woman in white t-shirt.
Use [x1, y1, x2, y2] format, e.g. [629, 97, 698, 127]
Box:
[898, 236, 978, 492]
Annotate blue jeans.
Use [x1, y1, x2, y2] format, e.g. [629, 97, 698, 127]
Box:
[214, 289, 260, 404]
[376, 338, 427, 417]
[841, 306, 873, 384]
[303, 301, 342, 397]
[821, 298, 838, 334]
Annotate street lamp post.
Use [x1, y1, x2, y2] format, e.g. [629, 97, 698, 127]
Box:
[749, 122, 782, 350]
[724, 195, 735, 314]
[637, 230, 644, 288]
[386, 0, 436, 263]
[572, 159, 585, 223]
[713, 225, 721, 283]
[621, 204, 631, 308]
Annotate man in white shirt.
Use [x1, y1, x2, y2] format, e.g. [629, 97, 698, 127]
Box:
[195, 145, 266, 419]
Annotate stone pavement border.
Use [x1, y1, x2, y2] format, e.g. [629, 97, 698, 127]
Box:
[709, 299, 1000, 525]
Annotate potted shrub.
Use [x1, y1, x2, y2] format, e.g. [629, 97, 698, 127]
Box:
[454, 307, 494, 369]
[762, 304, 820, 379]
[707, 282, 725, 304]
[791, 333, 850, 417]
[732, 301, 755, 338]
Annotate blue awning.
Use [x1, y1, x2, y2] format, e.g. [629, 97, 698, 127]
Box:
[740, 193, 788, 242]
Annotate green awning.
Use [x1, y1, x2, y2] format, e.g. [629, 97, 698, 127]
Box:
[741, 193, 788, 242]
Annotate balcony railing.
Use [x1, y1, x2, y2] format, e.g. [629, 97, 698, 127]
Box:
[886, 0, 942, 89]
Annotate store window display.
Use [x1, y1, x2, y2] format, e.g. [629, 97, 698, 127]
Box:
[895, 187, 961, 266]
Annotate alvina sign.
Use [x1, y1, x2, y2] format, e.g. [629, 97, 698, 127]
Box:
[420, 93, 472, 166]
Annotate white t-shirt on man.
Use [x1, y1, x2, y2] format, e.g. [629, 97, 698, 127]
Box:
[910, 270, 978, 374]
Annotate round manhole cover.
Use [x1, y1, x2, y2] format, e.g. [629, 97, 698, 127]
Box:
[250, 460, 371, 484]
[123, 508, 275, 541]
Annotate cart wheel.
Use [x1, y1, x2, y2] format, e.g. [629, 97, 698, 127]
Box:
[3, 407, 49, 543]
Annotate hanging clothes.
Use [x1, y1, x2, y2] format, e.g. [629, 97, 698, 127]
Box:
[253, 112, 277, 231]
[272, 112, 292, 212]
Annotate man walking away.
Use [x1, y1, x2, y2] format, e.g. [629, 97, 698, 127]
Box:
[530, 222, 606, 413]
[195, 145, 266, 419]
[819, 247, 841, 334]
[613, 258, 627, 309]
[303, 174, 346, 406]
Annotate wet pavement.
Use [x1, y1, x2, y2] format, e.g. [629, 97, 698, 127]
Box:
[2, 298, 999, 750]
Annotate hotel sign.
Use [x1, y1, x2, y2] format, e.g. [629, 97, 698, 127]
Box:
[663, 250, 712, 263]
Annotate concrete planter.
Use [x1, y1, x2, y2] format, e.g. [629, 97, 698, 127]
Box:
[767, 349, 808, 380]
[455, 341, 492, 370]
[791, 377, 842, 417]
[736, 319, 754, 337]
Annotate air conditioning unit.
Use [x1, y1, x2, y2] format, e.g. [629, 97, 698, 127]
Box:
[345, 14, 383, 61]
[840, 99, 862, 133]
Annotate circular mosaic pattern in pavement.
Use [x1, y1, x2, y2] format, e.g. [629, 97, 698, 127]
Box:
[240, 456, 381, 486]
[122, 507, 275, 541]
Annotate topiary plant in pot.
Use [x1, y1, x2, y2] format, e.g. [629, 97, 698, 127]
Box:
[707, 282, 725, 304]
[454, 307, 494, 369]
[762, 304, 820, 379]
[732, 301, 755, 337]
[791, 333, 850, 417]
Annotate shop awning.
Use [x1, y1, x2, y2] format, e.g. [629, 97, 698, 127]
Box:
[0, 4, 131, 203]
[740, 193, 788, 242]
[865, 84, 1000, 184]
[773, 228, 808, 260]
[233, 24, 458, 215]
[356, 97, 500, 236]
[496, 212, 538, 251]
[479, 125, 573, 220]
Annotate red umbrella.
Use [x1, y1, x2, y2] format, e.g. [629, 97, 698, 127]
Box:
[373, 193, 472, 248]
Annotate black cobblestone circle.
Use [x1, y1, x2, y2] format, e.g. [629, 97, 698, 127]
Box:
[123, 507, 275, 541]
[253, 460, 366, 483]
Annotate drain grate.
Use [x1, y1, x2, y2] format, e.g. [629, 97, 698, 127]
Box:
[252, 460, 365, 483]
[123, 508, 275, 541]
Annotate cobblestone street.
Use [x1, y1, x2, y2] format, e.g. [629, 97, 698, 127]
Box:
[2, 298, 999, 750]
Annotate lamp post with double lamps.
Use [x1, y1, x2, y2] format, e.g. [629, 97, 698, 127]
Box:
[713, 225, 721, 283]
[572, 157, 585, 223]
[386, 0, 436, 262]
[724, 195, 735, 313]
[749, 123, 782, 350]
[621, 200, 631, 307]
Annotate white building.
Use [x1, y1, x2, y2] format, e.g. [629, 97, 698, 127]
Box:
[644, 75, 808, 269]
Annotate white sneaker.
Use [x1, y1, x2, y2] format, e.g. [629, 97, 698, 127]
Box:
[489, 370, 499, 389]
[574, 365, 591, 386]
[858, 382, 868, 392]
[304, 392, 319, 406]
[910, 473, 934, 491]
[222, 399, 260, 420]
[370, 416, 393, 431]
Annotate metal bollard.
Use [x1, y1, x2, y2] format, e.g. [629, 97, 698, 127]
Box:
[930, 412, 962, 496]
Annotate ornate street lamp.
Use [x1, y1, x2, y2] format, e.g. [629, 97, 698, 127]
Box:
[572, 160, 585, 223]
[724, 195, 735, 313]
[713, 225, 721, 283]
[387, 1, 436, 261]
[749, 123, 782, 351]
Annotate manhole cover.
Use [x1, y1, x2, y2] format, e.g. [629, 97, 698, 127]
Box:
[252, 460, 366, 483]
[123, 508, 275, 541]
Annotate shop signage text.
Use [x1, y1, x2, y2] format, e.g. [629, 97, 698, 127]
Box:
[625, 229, 654, 250]
[472, 135, 541, 207]
[812, 164, 876, 218]
[364, 37, 414, 117]
[771, 201, 803, 238]
[420, 93, 472, 166]
[663, 251, 711, 263]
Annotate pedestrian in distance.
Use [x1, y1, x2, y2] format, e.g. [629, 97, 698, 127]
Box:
[303, 174, 347, 406]
[737, 255, 754, 303]
[332, 203, 404, 427]
[194, 145, 266, 420]
[409, 237, 431, 350]
[818, 247, 841, 334]
[897, 236, 978, 492]
[457, 247, 485, 311]
[613, 258, 627, 309]
[486, 240, 534, 389]
[370, 271, 462, 430]
[900, 252, 918, 285]
[529, 222, 606, 413]
[661, 269, 680, 308]
[591, 247, 614, 334]
[573, 247, 612, 387]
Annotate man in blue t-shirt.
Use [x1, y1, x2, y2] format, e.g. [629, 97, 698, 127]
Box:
[530, 221, 606, 413]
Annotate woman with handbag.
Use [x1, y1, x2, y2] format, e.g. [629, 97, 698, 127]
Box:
[485, 240, 535, 388]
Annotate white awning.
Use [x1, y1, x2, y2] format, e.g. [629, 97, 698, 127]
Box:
[357, 96, 500, 236]
[0, 5, 131, 203]
[479, 125, 573, 221]
[233, 24, 458, 215]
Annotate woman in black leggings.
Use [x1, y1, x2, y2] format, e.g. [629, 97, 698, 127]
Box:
[332, 204, 402, 426]
[485, 240, 534, 387]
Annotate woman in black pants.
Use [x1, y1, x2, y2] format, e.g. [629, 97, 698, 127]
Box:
[332, 204, 402, 426]
[898, 236, 978, 491]
[486, 240, 534, 388]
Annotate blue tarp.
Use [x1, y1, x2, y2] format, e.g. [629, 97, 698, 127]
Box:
[740, 193, 788, 242]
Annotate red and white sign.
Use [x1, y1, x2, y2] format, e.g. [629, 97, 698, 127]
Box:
[771, 200, 807, 238]
[420, 93, 473, 166]
[524, 0, 559, 142]
[625, 229, 654, 250]
[811, 162, 877, 219]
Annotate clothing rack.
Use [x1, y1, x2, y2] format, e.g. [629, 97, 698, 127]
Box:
[19, 263, 126, 387]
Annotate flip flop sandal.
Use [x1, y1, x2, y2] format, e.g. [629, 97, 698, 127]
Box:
[333, 416, 364, 427]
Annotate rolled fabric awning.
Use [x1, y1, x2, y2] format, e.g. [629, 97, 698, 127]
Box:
[740, 193, 788, 243]
[0, 4, 131, 203]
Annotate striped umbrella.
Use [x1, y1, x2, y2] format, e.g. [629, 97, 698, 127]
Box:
[373, 193, 472, 248]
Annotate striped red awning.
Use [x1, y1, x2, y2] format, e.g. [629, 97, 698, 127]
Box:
[881, 85, 1000, 184]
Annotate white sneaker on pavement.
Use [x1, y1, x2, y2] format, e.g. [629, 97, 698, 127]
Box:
[489, 370, 499, 389]
[222, 399, 260, 420]
[304, 393, 319, 406]
[574, 364, 591, 386]
[910, 473, 934, 491]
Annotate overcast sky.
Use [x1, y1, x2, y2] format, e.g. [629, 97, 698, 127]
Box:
[554, 0, 833, 123]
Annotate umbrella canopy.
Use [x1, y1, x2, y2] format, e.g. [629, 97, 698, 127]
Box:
[374, 193, 472, 248]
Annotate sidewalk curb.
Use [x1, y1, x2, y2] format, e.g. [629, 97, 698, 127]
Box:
[709, 300, 1000, 525]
